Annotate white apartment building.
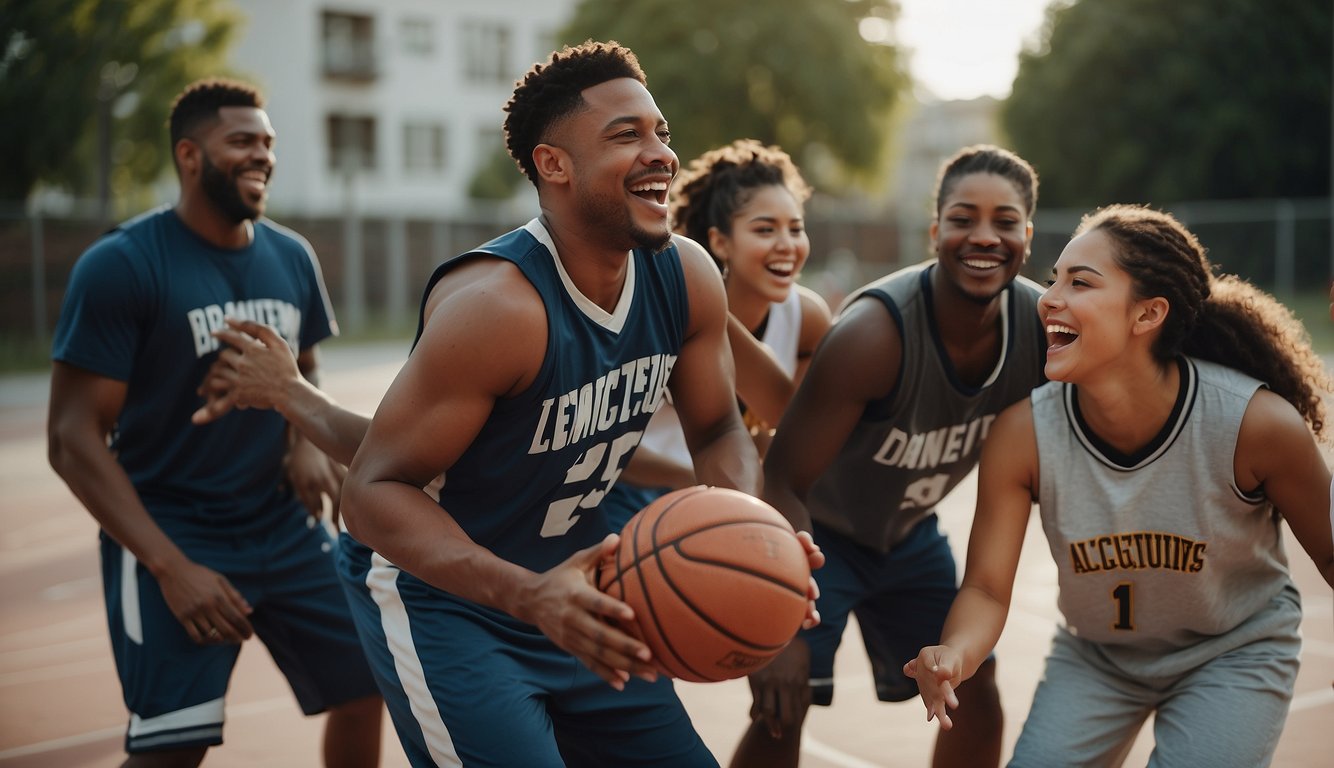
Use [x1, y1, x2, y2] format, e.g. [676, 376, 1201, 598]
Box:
[228, 0, 577, 218]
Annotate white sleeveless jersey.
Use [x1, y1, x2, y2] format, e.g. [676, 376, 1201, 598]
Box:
[637, 287, 803, 467]
[1031, 357, 1297, 677]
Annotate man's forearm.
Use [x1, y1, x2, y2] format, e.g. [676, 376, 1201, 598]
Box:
[277, 378, 369, 466]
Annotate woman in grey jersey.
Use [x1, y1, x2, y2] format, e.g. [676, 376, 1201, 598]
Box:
[908, 205, 1334, 766]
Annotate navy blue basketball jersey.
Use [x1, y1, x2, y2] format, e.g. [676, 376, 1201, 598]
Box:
[412, 219, 689, 573]
[52, 207, 337, 529]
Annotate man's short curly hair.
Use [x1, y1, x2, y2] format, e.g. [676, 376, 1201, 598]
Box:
[503, 40, 647, 187]
[169, 78, 264, 150]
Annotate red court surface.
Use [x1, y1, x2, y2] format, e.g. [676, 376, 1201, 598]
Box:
[2, 341, 1330, 767]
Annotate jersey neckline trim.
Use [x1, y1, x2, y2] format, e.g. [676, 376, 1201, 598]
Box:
[1064, 356, 1196, 471]
[523, 218, 633, 334]
[919, 264, 1012, 394]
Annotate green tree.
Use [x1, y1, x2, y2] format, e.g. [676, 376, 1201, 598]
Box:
[469, 145, 525, 200]
[1002, 0, 1332, 207]
[557, 0, 907, 192]
[1, 0, 240, 210]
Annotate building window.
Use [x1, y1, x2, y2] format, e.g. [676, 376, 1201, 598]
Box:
[460, 21, 511, 84]
[328, 115, 377, 172]
[404, 122, 446, 173]
[401, 16, 433, 56]
[323, 11, 376, 79]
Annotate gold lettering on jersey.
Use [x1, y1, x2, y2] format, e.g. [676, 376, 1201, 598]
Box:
[872, 414, 996, 469]
[187, 299, 303, 358]
[528, 353, 677, 455]
[1068, 531, 1207, 575]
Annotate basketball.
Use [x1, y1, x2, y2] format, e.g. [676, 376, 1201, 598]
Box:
[598, 485, 810, 683]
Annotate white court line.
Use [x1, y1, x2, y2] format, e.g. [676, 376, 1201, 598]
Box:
[0, 696, 294, 760]
[1290, 686, 1334, 714]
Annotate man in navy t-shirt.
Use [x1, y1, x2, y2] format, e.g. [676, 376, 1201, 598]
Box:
[47, 78, 382, 766]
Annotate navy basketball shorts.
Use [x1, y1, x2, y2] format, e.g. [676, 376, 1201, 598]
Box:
[336, 533, 719, 768]
[100, 504, 378, 753]
[802, 514, 961, 706]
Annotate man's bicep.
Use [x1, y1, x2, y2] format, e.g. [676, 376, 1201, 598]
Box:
[49, 362, 128, 441]
[669, 237, 740, 444]
[355, 286, 543, 487]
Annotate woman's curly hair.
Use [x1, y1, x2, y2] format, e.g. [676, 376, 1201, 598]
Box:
[1077, 204, 1331, 437]
[670, 139, 811, 267]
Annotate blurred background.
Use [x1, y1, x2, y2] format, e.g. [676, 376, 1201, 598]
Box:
[2, 0, 1331, 368]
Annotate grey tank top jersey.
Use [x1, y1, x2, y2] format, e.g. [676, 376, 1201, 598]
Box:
[1031, 357, 1298, 677]
[806, 262, 1046, 552]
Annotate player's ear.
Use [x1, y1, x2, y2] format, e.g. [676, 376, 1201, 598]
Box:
[1131, 295, 1170, 336]
[175, 138, 201, 179]
[532, 144, 570, 185]
[706, 226, 730, 260]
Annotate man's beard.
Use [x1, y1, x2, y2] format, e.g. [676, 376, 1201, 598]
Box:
[632, 222, 672, 253]
[201, 152, 262, 223]
[578, 189, 671, 253]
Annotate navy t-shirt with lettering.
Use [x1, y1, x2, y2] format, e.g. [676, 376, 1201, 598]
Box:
[52, 206, 337, 529]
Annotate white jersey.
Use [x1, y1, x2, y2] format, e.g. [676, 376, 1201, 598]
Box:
[637, 287, 803, 467]
[1031, 356, 1298, 677]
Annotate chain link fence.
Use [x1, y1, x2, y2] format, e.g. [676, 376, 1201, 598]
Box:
[2, 197, 1329, 364]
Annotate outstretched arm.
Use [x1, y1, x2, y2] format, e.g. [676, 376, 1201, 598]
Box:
[905, 400, 1037, 729]
[192, 318, 370, 466]
[762, 295, 896, 536]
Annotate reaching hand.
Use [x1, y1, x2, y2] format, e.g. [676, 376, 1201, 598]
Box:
[192, 319, 301, 424]
[516, 534, 659, 690]
[904, 645, 963, 730]
[157, 558, 254, 645]
[796, 530, 824, 629]
[745, 636, 811, 739]
[284, 436, 345, 525]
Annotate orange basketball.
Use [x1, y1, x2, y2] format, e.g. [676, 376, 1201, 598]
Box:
[598, 485, 810, 683]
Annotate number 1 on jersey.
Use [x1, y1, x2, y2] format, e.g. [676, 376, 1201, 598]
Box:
[1111, 582, 1134, 631]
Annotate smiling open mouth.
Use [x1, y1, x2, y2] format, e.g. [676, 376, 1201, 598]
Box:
[629, 178, 669, 205]
[1046, 323, 1078, 346]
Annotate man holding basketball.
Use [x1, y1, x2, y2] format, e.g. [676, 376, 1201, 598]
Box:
[46, 79, 383, 766]
[199, 41, 819, 767]
[732, 146, 1045, 768]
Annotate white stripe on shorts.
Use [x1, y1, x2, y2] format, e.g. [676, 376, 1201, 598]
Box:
[367, 552, 461, 767]
[121, 547, 143, 645]
[129, 696, 224, 737]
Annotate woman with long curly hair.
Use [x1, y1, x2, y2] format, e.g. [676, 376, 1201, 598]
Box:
[908, 204, 1334, 766]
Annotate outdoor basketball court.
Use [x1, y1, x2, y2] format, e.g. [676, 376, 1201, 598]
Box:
[1, 341, 1330, 766]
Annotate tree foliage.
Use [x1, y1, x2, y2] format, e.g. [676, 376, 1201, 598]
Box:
[556, 0, 908, 192]
[1002, 0, 1332, 207]
[0, 0, 240, 205]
